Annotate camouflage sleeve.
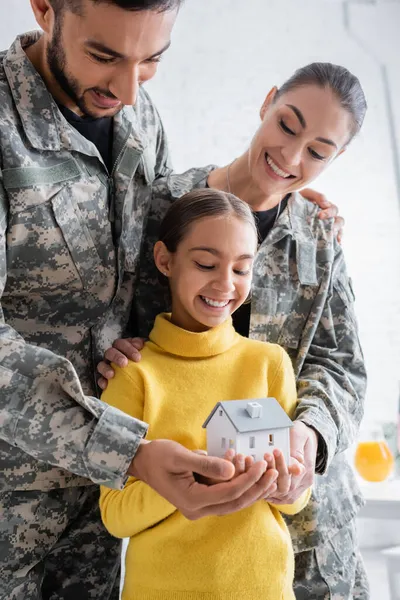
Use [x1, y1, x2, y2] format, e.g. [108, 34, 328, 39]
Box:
[294, 242, 366, 474]
[0, 175, 147, 489]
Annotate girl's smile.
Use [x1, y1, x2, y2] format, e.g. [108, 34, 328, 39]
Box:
[155, 211, 257, 333]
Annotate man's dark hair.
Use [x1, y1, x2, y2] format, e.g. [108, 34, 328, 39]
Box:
[50, 0, 183, 15]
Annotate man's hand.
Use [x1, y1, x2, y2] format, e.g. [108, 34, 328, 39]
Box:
[300, 187, 345, 244]
[129, 439, 280, 519]
[97, 337, 144, 390]
[263, 421, 318, 505]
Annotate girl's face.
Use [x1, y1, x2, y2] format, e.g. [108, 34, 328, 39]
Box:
[248, 84, 352, 197]
[155, 215, 257, 333]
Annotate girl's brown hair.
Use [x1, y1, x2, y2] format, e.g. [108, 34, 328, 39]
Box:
[158, 188, 257, 252]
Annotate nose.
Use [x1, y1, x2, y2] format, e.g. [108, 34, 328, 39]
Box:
[281, 140, 303, 168]
[212, 270, 236, 295]
[110, 65, 140, 107]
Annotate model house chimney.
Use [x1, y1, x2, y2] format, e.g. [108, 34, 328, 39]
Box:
[246, 401, 263, 418]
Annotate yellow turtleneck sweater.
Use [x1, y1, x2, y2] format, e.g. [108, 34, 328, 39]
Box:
[100, 314, 310, 600]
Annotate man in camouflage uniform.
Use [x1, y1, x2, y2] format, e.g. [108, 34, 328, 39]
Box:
[132, 174, 369, 598]
[0, 10, 175, 600]
[0, 1, 286, 598]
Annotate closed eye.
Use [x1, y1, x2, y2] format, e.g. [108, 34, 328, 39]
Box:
[279, 118, 295, 136]
[145, 55, 163, 64]
[308, 148, 326, 161]
[89, 52, 116, 64]
[195, 261, 214, 270]
[234, 269, 251, 276]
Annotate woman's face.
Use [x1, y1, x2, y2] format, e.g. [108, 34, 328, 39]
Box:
[248, 84, 353, 196]
[155, 215, 257, 333]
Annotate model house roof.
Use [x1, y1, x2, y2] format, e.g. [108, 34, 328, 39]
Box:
[202, 397, 293, 433]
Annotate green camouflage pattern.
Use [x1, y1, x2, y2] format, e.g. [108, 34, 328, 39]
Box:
[294, 520, 369, 599]
[0, 31, 152, 493]
[0, 485, 121, 599]
[0, 31, 213, 598]
[0, 32, 211, 493]
[133, 177, 368, 596]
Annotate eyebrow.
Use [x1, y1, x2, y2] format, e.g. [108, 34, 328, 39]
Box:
[190, 247, 254, 261]
[286, 104, 337, 148]
[315, 136, 337, 149]
[85, 40, 171, 60]
[286, 104, 306, 129]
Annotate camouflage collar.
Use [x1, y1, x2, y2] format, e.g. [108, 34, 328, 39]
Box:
[286, 192, 317, 243]
[3, 32, 65, 151]
[287, 193, 318, 285]
[264, 193, 318, 285]
[3, 32, 144, 163]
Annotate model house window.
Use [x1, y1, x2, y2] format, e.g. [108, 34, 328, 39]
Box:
[249, 436, 255, 449]
[221, 437, 226, 449]
[219, 409, 223, 416]
[269, 433, 274, 446]
[229, 439, 235, 449]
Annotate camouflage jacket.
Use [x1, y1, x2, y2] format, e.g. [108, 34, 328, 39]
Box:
[0, 32, 210, 492]
[134, 180, 367, 552]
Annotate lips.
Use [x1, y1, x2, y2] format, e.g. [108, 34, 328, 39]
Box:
[265, 152, 296, 180]
[200, 296, 232, 309]
[89, 89, 121, 109]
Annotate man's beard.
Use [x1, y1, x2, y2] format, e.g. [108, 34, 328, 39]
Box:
[46, 22, 121, 119]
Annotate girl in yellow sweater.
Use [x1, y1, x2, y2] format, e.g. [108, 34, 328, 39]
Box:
[100, 189, 310, 600]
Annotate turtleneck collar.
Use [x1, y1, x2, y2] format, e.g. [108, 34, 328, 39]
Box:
[149, 313, 240, 358]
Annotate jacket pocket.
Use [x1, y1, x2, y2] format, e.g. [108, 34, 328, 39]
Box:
[6, 183, 107, 296]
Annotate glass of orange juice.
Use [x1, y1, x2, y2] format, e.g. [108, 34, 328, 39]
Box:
[354, 426, 394, 482]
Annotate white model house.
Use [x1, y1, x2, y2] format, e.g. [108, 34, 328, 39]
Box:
[202, 398, 293, 465]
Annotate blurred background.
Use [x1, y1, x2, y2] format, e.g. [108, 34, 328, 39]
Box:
[2, 0, 400, 597]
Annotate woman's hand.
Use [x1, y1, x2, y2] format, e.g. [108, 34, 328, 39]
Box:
[300, 188, 345, 244]
[97, 337, 145, 390]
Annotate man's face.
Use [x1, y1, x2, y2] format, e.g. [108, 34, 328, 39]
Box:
[47, 0, 177, 117]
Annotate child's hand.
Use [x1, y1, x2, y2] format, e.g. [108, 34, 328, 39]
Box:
[262, 449, 305, 502]
[227, 450, 279, 498]
[194, 450, 279, 499]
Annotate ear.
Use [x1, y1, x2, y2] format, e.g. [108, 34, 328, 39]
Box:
[154, 241, 173, 278]
[30, 0, 55, 34]
[260, 86, 278, 121]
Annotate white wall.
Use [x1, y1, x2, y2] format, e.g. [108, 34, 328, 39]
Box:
[2, 0, 400, 426]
